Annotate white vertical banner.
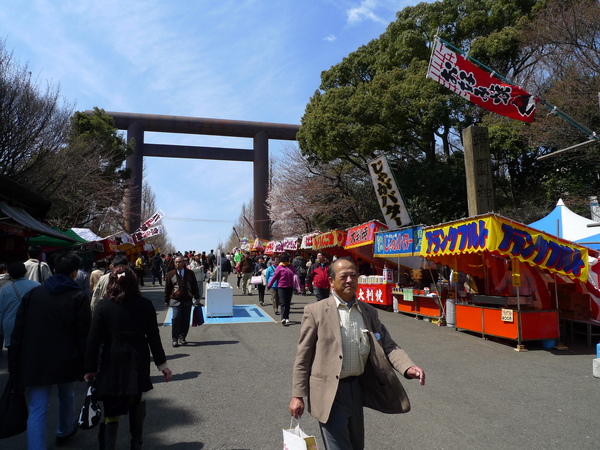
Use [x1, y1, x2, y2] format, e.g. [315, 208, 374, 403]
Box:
[368, 156, 412, 229]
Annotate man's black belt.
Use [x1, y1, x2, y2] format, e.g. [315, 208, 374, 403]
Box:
[340, 376, 357, 383]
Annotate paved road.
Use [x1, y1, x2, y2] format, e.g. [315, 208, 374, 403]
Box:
[1, 276, 599, 449]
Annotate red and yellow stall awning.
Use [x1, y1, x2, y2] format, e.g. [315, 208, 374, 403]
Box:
[313, 230, 346, 250]
[420, 214, 589, 282]
[344, 220, 388, 249]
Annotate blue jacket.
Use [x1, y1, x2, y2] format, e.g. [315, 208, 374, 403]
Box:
[265, 264, 278, 288]
[0, 278, 40, 346]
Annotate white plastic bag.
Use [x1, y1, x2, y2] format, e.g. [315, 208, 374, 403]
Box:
[283, 418, 318, 450]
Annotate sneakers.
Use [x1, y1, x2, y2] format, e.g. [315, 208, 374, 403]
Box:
[172, 340, 179, 348]
[259, 301, 265, 306]
[179, 337, 188, 346]
[281, 319, 290, 326]
[274, 310, 280, 315]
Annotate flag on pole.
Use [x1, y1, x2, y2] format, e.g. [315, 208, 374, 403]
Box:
[368, 156, 412, 229]
[243, 216, 258, 239]
[427, 37, 536, 123]
[133, 225, 164, 243]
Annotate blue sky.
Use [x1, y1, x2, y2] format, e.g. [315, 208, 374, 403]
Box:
[1, 0, 424, 252]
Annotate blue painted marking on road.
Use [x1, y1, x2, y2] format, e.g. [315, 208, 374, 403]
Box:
[163, 305, 275, 326]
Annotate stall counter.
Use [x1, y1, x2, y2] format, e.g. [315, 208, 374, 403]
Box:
[455, 303, 559, 343]
[357, 283, 394, 307]
[392, 291, 445, 319]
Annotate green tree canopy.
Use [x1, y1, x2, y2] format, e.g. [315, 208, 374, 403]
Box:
[297, 0, 600, 226]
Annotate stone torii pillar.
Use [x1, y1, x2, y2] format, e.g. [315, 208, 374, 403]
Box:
[90, 111, 300, 240]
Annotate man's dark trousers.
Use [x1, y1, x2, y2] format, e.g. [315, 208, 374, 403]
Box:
[314, 287, 330, 302]
[172, 300, 192, 341]
[319, 377, 364, 450]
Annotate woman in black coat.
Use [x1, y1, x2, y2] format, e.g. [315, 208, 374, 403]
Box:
[84, 266, 171, 450]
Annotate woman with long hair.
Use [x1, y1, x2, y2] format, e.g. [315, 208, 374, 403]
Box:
[84, 266, 171, 449]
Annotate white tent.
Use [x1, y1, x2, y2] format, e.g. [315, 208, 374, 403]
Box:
[71, 227, 104, 242]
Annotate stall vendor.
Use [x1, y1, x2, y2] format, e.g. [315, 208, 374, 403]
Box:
[494, 260, 537, 297]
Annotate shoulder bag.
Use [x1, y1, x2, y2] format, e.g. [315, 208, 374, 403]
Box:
[0, 375, 28, 438]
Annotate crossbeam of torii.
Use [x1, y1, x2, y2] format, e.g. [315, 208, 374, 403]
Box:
[87, 111, 300, 241]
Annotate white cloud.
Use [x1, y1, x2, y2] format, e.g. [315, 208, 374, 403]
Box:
[347, 0, 387, 25]
[324, 34, 337, 42]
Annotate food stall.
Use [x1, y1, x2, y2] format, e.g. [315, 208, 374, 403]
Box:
[346, 221, 392, 307]
[300, 232, 320, 252]
[371, 226, 446, 319]
[311, 230, 348, 259]
[420, 214, 590, 349]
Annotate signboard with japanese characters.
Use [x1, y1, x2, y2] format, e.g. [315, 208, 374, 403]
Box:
[427, 37, 536, 123]
[420, 214, 588, 282]
[281, 237, 299, 252]
[138, 210, 164, 233]
[264, 241, 276, 255]
[357, 285, 386, 304]
[368, 156, 411, 229]
[300, 232, 320, 249]
[133, 225, 164, 243]
[344, 220, 388, 249]
[312, 230, 347, 250]
[374, 226, 423, 257]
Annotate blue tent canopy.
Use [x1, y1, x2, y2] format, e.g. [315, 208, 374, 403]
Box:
[528, 199, 599, 242]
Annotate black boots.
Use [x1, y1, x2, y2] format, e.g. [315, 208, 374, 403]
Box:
[98, 422, 119, 450]
[129, 400, 146, 450]
[99, 400, 146, 449]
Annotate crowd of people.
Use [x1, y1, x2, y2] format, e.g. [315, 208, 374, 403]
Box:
[0, 247, 170, 449]
[0, 245, 426, 450]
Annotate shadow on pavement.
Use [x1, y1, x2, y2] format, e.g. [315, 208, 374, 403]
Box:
[151, 371, 201, 383]
[195, 340, 239, 347]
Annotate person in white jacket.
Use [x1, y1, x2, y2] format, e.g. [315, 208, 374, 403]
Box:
[24, 245, 52, 284]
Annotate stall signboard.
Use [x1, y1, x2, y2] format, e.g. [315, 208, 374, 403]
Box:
[281, 237, 298, 252]
[80, 242, 105, 253]
[368, 156, 412, 228]
[106, 231, 135, 249]
[344, 221, 388, 249]
[357, 285, 386, 304]
[264, 241, 276, 255]
[252, 238, 269, 251]
[374, 226, 423, 257]
[105, 239, 118, 253]
[300, 232, 320, 249]
[420, 214, 589, 282]
[313, 230, 347, 250]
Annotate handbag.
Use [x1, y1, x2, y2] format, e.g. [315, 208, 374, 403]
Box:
[282, 418, 318, 450]
[78, 379, 102, 430]
[251, 275, 263, 285]
[0, 375, 28, 439]
[191, 305, 204, 327]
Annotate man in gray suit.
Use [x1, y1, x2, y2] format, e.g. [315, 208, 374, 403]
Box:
[290, 257, 425, 450]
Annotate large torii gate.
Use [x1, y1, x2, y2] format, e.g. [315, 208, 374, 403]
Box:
[90, 111, 300, 241]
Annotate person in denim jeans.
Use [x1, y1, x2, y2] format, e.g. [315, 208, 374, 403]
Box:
[9, 252, 91, 448]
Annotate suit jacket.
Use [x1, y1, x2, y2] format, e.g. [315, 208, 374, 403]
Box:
[291, 296, 415, 423]
[164, 268, 200, 303]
